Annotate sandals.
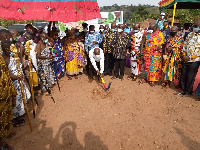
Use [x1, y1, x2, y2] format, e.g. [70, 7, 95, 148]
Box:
[111, 76, 117, 80]
[74, 75, 78, 79]
[68, 76, 72, 80]
[119, 76, 124, 81]
[13, 118, 25, 127]
[132, 77, 137, 81]
[149, 82, 155, 87]
[127, 76, 132, 80]
[138, 79, 146, 85]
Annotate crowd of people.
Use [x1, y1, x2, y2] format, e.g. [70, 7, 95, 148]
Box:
[0, 13, 200, 149]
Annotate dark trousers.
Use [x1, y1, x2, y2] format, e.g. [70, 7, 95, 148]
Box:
[86, 55, 90, 75]
[105, 52, 114, 75]
[89, 61, 100, 79]
[181, 61, 200, 94]
[114, 59, 126, 78]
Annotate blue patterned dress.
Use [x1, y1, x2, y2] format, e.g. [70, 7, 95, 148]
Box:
[52, 38, 65, 80]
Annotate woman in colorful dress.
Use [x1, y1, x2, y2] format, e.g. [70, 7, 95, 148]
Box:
[64, 29, 84, 80]
[51, 30, 65, 80]
[163, 26, 183, 88]
[141, 22, 164, 86]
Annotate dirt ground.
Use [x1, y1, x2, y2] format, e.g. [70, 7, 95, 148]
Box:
[5, 68, 200, 150]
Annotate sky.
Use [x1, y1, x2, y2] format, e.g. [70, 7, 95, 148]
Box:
[97, 0, 159, 7]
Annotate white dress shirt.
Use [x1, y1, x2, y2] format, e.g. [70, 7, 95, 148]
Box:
[89, 47, 104, 73]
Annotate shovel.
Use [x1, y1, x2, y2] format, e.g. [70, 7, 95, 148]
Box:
[99, 73, 112, 91]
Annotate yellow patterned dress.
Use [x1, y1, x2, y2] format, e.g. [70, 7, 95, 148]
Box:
[143, 30, 164, 81]
[163, 36, 183, 81]
[65, 42, 83, 75]
[0, 55, 17, 141]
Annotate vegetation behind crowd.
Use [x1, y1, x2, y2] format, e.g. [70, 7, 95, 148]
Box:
[100, 4, 200, 26]
[0, 4, 199, 28]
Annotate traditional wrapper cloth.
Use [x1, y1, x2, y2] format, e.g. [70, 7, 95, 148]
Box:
[163, 35, 183, 81]
[131, 31, 144, 75]
[77, 42, 85, 68]
[52, 38, 65, 80]
[143, 30, 164, 82]
[65, 42, 83, 75]
[0, 55, 17, 141]
[8, 56, 31, 118]
[38, 44, 55, 92]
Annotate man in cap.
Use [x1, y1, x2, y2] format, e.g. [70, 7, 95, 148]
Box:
[156, 12, 166, 31]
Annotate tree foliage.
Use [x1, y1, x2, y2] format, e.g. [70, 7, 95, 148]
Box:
[100, 4, 199, 25]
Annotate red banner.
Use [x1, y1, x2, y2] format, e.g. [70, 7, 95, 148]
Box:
[0, 0, 101, 22]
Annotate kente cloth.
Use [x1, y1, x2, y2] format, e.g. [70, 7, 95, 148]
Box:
[65, 42, 83, 75]
[38, 44, 55, 92]
[0, 55, 17, 141]
[143, 30, 164, 82]
[131, 31, 144, 75]
[52, 38, 65, 80]
[163, 36, 183, 81]
[0, 0, 101, 23]
[8, 57, 31, 118]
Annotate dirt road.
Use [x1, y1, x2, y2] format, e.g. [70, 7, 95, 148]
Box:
[6, 69, 200, 150]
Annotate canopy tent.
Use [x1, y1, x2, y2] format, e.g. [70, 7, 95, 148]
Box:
[0, 0, 101, 23]
[158, 0, 200, 26]
[159, 0, 200, 11]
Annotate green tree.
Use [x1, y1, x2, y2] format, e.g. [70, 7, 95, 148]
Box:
[108, 12, 114, 21]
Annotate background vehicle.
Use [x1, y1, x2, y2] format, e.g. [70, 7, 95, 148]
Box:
[0, 26, 6, 30]
[33, 22, 49, 30]
[8, 24, 26, 35]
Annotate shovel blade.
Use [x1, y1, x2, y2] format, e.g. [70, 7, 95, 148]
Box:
[105, 82, 112, 91]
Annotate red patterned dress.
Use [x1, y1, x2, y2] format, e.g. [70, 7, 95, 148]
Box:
[143, 30, 164, 81]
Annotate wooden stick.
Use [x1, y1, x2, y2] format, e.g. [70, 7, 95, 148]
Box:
[25, 41, 36, 118]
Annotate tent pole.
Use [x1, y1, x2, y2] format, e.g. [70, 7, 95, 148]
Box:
[171, 2, 177, 26]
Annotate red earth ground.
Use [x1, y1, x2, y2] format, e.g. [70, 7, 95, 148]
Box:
[5, 68, 200, 150]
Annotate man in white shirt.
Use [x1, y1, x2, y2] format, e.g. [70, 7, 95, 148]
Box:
[89, 47, 104, 83]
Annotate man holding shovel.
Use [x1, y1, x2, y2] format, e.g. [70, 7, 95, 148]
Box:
[88, 47, 104, 83]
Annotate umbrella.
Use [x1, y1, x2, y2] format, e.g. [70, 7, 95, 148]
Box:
[159, 0, 200, 11]
[158, 0, 200, 26]
[0, 0, 101, 22]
